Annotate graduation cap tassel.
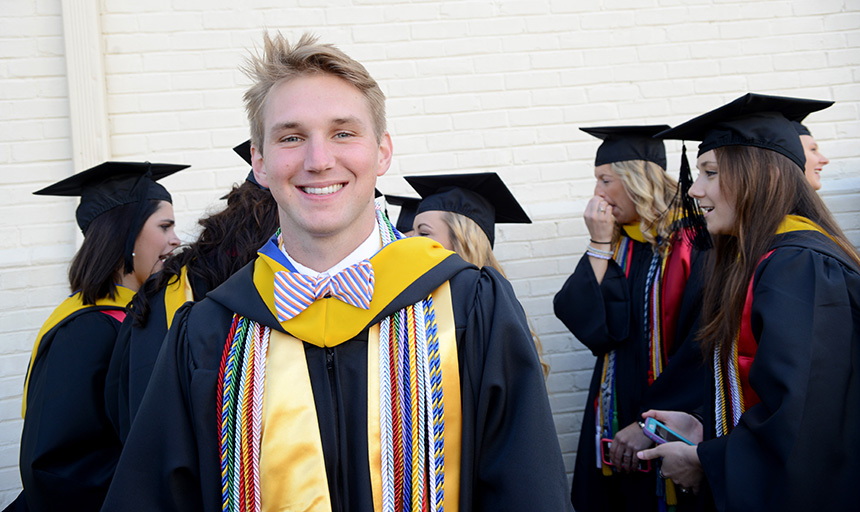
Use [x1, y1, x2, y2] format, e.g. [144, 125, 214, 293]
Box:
[122, 164, 154, 274]
[677, 143, 712, 250]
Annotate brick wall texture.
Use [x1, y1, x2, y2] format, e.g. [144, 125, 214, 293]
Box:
[1, 0, 858, 503]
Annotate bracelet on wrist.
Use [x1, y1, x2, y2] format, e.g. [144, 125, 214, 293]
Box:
[586, 244, 613, 256]
[586, 250, 611, 260]
[589, 238, 612, 245]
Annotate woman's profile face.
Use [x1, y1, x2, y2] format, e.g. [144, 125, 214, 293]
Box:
[593, 164, 639, 225]
[689, 150, 736, 236]
[130, 200, 180, 288]
[800, 134, 829, 191]
[411, 210, 454, 251]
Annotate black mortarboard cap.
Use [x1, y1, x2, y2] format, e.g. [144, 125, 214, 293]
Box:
[385, 195, 421, 233]
[791, 121, 811, 137]
[34, 161, 187, 273]
[581, 125, 670, 169]
[234, 139, 252, 165]
[404, 172, 531, 248]
[655, 93, 833, 171]
[232, 139, 266, 190]
[656, 93, 832, 250]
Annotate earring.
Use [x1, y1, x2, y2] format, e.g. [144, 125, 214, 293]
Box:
[132, 252, 136, 257]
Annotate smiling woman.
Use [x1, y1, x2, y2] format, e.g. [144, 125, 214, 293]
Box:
[9, 162, 185, 511]
[640, 93, 860, 512]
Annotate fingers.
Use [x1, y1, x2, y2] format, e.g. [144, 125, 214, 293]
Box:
[585, 197, 615, 241]
[636, 444, 664, 462]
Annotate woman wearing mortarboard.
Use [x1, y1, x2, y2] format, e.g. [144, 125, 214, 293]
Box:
[554, 126, 711, 512]
[103, 142, 279, 443]
[405, 172, 550, 377]
[9, 162, 184, 511]
[638, 93, 860, 512]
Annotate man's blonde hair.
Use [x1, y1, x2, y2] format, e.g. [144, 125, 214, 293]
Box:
[242, 32, 387, 153]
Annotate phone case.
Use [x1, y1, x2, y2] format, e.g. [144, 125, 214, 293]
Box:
[642, 417, 694, 445]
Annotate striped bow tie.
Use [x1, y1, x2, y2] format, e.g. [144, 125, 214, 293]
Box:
[273, 259, 375, 322]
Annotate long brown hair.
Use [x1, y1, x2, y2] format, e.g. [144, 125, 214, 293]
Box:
[130, 181, 279, 327]
[699, 145, 860, 357]
[69, 200, 162, 305]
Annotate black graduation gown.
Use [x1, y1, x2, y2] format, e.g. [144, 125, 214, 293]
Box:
[554, 236, 707, 512]
[14, 309, 124, 512]
[696, 231, 860, 512]
[101, 251, 572, 512]
[104, 271, 209, 442]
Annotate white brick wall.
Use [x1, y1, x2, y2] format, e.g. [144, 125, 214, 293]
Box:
[1, 0, 858, 503]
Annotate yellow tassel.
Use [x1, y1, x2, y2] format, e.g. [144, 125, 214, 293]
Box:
[665, 479, 678, 506]
[601, 461, 613, 477]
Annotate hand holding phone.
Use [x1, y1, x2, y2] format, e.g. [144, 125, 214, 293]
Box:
[601, 438, 652, 472]
[641, 417, 695, 445]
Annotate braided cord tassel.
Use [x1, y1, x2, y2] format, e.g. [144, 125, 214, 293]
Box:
[727, 335, 744, 428]
[392, 310, 405, 510]
[424, 296, 444, 512]
[228, 318, 251, 509]
[219, 315, 241, 510]
[398, 308, 413, 509]
[409, 304, 428, 511]
[251, 324, 269, 512]
[713, 348, 728, 437]
[218, 316, 270, 512]
[644, 252, 662, 385]
[379, 315, 395, 512]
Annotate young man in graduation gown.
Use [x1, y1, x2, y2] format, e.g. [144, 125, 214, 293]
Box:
[102, 32, 571, 512]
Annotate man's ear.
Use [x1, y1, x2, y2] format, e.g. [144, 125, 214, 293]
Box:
[376, 132, 393, 177]
[251, 143, 269, 188]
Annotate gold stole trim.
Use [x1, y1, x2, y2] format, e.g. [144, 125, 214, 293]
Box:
[253, 236, 453, 347]
[621, 223, 656, 244]
[260, 281, 462, 511]
[165, 265, 195, 330]
[261, 329, 331, 512]
[777, 214, 834, 240]
[22, 286, 137, 418]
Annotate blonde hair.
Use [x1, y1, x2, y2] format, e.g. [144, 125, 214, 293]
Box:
[242, 32, 387, 152]
[611, 160, 677, 256]
[443, 211, 505, 275]
[442, 211, 551, 378]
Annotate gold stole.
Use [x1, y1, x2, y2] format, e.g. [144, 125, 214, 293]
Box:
[164, 265, 195, 330]
[777, 214, 834, 240]
[253, 237, 462, 511]
[621, 222, 657, 244]
[22, 286, 137, 418]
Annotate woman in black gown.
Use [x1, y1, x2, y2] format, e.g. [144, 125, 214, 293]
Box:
[555, 126, 708, 512]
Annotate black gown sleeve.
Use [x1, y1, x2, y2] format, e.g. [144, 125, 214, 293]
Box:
[103, 314, 133, 441]
[696, 247, 860, 512]
[19, 311, 122, 512]
[101, 302, 215, 512]
[456, 267, 573, 512]
[553, 254, 631, 355]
